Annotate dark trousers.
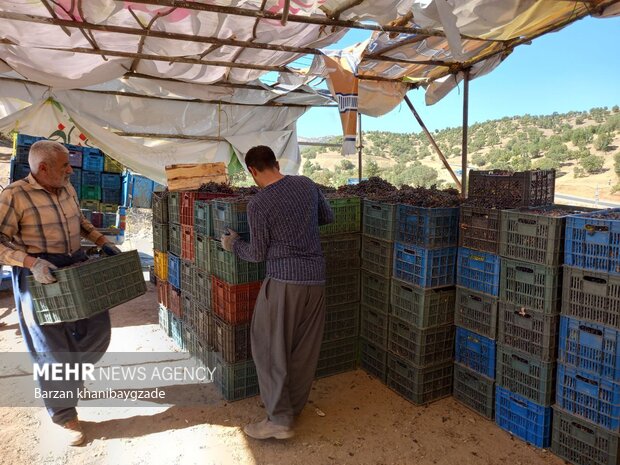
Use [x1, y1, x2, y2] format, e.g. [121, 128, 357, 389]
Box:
[12, 251, 112, 425]
[250, 277, 326, 427]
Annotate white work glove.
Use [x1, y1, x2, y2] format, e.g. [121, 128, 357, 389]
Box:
[220, 229, 240, 252]
[30, 258, 58, 284]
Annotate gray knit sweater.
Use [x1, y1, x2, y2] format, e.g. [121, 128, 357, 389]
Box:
[232, 175, 334, 284]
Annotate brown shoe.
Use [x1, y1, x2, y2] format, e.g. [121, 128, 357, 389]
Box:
[56, 418, 86, 446]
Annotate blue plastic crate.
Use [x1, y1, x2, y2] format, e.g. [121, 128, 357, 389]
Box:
[396, 205, 459, 249]
[15, 134, 44, 147]
[82, 148, 104, 172]
[455, 326, 496, 378]
[565, 209, 620, 275]
[556, 363, 620, 432]
[10, 161, 30, 182]
[457, 248, 501, 296]
[102, 188, 122, 205]
[495, 386, 552, 448]
[559, 316, 620, 381]
[13, 145, 30, 164]
[393, 242, 456, 289]
[101, 173, 121, 189]
[65, 144, 83, 168]
[81, 171, 101, 187]
[168, 253, 181, 290]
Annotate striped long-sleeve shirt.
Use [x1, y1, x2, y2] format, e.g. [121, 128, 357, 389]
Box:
[233, 175, 334, 284]
[0, 174, 104, 267]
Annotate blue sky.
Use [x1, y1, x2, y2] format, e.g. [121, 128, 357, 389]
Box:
[296, 15, 620, 138]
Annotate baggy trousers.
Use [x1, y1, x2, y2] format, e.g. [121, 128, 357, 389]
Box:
[250, 277, 326, 427]
[12, 251, 112, 425]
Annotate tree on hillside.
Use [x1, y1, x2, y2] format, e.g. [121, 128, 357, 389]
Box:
[613, 105, 619, 113]
[534, 158, 561, 171]
[580, 154, 605, 174]
[614, 152, 620, 178]
[339, 159, 355, 171]
[365, 159, 380, 178]
[594, 132, 612, 152]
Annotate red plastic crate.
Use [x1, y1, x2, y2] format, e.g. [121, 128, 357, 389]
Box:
[168, 283, 183, 318]
[212, 275, 262, 325]
[156, 279, 169, 308]
[181, 225, 195, 262]
[180, 191, 235, 226]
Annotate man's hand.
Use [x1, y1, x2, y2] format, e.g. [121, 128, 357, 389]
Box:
[30, 258, 58, 284]
[221, 229, 240, 252]
[101, 243, 122, 256]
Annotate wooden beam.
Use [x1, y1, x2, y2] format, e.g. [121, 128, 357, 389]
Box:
[461, 69, 470, 197]
[299, 142, 342, 148]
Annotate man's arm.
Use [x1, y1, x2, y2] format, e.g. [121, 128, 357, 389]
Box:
[0, 189, 29, 267]
[80, 215, 107, 247]
[232, 202, 269, 263]
[317, 189, 334, 226]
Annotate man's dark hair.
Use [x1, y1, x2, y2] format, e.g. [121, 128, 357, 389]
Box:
[245, 145, 278, 171]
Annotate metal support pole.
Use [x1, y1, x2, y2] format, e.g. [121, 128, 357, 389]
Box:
[403, 95, 462, 190]
[461, 69, 470, 198]
[357, 112, 363, 182]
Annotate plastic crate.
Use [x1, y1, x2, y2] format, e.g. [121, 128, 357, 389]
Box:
[180, 260, 193, 295]
[454, 286, 499, 339]
[158, 303, 170, 335]
[214, 315, 251, 363]
[81, 171, 101, 187]
[181, 291, 193, 327]
[13, 145, 30, 164]
[192, 268, 212, 310]
[468, 169, 555, 208]
[393, 243, 457, 289]
[456, 248, 501, 296]
[500, 205, 589, 266]
[28, 252, 146, 325]
[194, 233, 210, 272]
[361, 270, 390, 314]
[81, 208, 92, 222]
[90, 212, 103, 228]
[194, 200, 211, 237]
[80, 199, 100, 212]
[168, 284, 182, 318]
[168, 253, 181, 289]
[181, 191, 233, 227]
[194, 303, 213, 350]
[453, 362, 495, 420]
[363, 200, 397, 242]
[498, 301, 559, 362]
[556, 363, 620, 432]
[81, 185, 101, 201]
[212, 276, 262, 325]
[390, 278, 455, 328]
[103, 155, 123, 173]
[181, 225, 195, 262]
[82, 149, 104, 172]
[324, 302, 359, 342]
[552, 406, 620, 465]
[69, 167, 81, 189]
[558, 316, 620, 381]
[154, 251, 168, 281]
[168, 192, 180, 224]
[101, 188, 121, 205]
[152, 192, 169, 224]
[359, 337, 388, 382]
[360, 304, 388, 348]
[316, 337, 358, 379]
[496, 343, 555, 406]
[212, 199, 250, 241]
[455, 327, 496, 378]
[209, 240, 266, 284]
[565, 209, 620, 275]
[168, 223, 182, 257]
[319, 197, 361, 236]
[361, 236, 394, 278]
[386, 354, 453, 405]
[101, 173, 121, 189]
[322, 234, 361, 274]
[562, 267, 620, 329]
[102, 212, 116, 228]
[495, 386, 552, 448]
[500, 258, 562, 314]
[387, 317, 454, 366]
[396, 205, 459, 249]
[170, 313, 186, 351]
[11, 162, 30, 182]
[214, 353, 259, 401]
[156, 279, 169, 309]
[67, 147, 83, 168]
[153, 223, 168, 252]
[459, 205, 501, 254]
[99, 203, 117, 214]
[14, 133, 44, 147]
[326, 270, 360, 306]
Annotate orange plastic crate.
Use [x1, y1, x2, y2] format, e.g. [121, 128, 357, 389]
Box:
[212, 276, 262, 325]
[168, 284, 183, 318]
[154, 251, 168, 281]
[156, 279, 169, 308]
[181, 225, 195, 262]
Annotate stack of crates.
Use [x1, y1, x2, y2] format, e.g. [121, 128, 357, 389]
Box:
[153, 192, 171, 338]
[553, 207, 620, 465]
[453, 204, 501, 420]
[167, 191, 184, 349]
[319, 196, 362, 379]
[80, 147, 104, 206]
[388, 203, 459, 405]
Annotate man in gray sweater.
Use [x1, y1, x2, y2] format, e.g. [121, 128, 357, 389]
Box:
[221, 145, 334, 439]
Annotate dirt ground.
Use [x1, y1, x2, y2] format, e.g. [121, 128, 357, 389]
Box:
[0, 283, 564, 465]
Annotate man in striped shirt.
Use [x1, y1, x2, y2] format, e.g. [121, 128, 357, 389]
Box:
[0, 140, 120, 446]
[221, 145, 333, 440]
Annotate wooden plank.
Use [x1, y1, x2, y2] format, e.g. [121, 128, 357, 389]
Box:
[165, 162, 228, 191]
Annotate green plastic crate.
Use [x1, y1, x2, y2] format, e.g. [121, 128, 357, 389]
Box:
[390, 278, 455, 328]
[214, 352, 259, 401]
[81, 185, 101, 201]
[323, 302, 359, 343]
[361, 304, 389, 348]
[500, 258, 562, 314]
[320, 197, 361, 236]
[316, 337, 358, 379]
[168, 192, 180, 225]
[361, 270, 391, 314]
[103, 155, 124, 173]
[153, 223, 169, 252]
[209, 240, 265, 284]
[359, 337, 388, 382]
[169, 223, 182, 257]
[453, 362, 495, 420]
[454, 286, 499, 339]
[99, 203, 117, 214]
[180, 260, 194, 295]
[362, 199, 397, 242]
[28, 251, 146, 325]
[387, 354, 453, 405]
[326, 269, 360, 306]
[80, 199, 100, 211]
[194, 233, 210, 272]
[212, 199, 249, 240]
[387, 317, 454, 366]
[152, 192, 169, 224]
[192, 267, 212, 310]
[361, 235, 394, 278]
[194, 200, 211, 237]
[321, 234, 361, 274]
